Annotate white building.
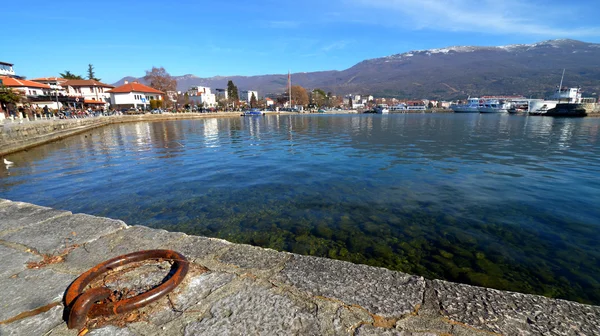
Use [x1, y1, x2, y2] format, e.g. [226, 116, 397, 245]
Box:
[215, 88, 228, 100]
[0, 62, 15, 77]
[240, 90, 258, 103]
[108, 81, 164, 110]
[265, 98, 274, 106]
[0, 76, 53, 116]
[61, 79, 114, 108]
[187, 86, 216, 107]
[0, 76, 50, 97]
[31, 77, 68, 96]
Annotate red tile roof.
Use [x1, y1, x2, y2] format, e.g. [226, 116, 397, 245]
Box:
[108, 82, 164, 94]
[62, 79, 114, 88]
[0, 76, 50, 89]
[84, 99, 107, 104]
[31, 77, 66, 82]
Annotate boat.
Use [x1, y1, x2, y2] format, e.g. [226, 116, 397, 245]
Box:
[241, 108, 263, 116]
[545, 103, 587, 117]
[374, 104, 390, 114]
[507, 100, 529, 114]
[528, 99, 558, 114]
[451, 98, 481, 113]
[529, 70, 587, 117]
[479, 99, 510, 113]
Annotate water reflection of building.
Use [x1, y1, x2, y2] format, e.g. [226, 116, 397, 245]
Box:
[203, 119, 220, 147]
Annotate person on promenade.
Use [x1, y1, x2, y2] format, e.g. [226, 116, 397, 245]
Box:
[43, 105, 49, 119]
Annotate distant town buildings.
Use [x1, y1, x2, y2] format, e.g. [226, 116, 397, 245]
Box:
[187, 86, 216, 107]
[0, 60, 485, 115]
[215, 88, 228, 100]
[240, 90, 258, 103]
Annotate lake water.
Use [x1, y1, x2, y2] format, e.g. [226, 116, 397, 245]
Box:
[1, 114, 599, 304]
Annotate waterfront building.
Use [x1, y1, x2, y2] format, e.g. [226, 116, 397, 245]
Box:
[0, 62, 16, 77]
[265, 98, 274, 106]
[31, 77, 68, 96]
[187, 86, 216, 107]
[108, 81, 164, 110]
[0, 76, 50, 97]
[61, 79, 114, 109]
[215, 88, 228, 100]
[240, 90, 258, 103]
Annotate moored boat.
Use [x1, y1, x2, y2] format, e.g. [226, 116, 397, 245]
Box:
[374, 104, 390, 114]
[479, 99, 510, 113]
[241, 108, 264, 116]
[529, 70, 588, 117]
[451, 98, 481, 113]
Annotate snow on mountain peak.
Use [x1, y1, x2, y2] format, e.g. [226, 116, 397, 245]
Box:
[383, 39, 590, 60]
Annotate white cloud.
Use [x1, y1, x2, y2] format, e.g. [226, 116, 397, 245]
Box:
[321, 40, 352, 52]
[343, 0, 600, 37]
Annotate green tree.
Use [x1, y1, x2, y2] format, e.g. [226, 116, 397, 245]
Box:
[0, 86, 21, 104]
[311, 88, 327, 107]
[250, 92, 257, 108]
[59, 70, 83, 80]
[226, 80, 239, 107]
[87, 64, 100, 81]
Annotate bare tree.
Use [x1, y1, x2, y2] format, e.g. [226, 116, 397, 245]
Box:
[144, 67, 177, 94]
[144, 67, 177, 108]
[289, 85, 309, 106]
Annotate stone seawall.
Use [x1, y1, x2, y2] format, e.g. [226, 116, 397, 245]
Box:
[0, 113, 240, 156]
[0, 199, 598, 335]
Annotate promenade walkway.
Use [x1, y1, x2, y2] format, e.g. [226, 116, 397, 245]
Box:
[0, 199, 598, 335]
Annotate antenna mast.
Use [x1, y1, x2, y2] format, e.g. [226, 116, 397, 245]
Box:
[558, 68, 565, 89]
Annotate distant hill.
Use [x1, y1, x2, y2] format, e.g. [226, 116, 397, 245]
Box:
[113, 39, 600, 100]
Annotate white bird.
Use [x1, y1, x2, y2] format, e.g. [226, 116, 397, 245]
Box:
[3, 158, 14, 166]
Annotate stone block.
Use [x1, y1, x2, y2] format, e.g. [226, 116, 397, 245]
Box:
[0, 268, 73, 322]
[274, 255, 425, 317]
[183, 279, 320, 336]
[61, 226, 185, 273]
[0, 200, 70, 235]
[0, 305, 63, 336]
[0, 244, 42, 278]
[1, 213, 126, 255]
[217, 244, 289, 274]
[433, 279, 600, 335]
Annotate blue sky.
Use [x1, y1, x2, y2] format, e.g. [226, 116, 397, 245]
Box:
[3, 0, 600, 84]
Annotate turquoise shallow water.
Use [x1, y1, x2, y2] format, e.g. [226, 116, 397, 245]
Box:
[1, 114, 599, 303]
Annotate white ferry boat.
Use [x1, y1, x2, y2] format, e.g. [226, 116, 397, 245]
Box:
[479, 99, 510, 113]
[451, 98, 481, 113]
[528, 87, 582, 114]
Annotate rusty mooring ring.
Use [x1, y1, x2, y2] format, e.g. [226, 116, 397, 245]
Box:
[65, 249, 189, 330]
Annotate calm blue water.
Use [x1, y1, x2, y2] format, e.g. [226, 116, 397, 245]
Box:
[1, 114, 599, 303]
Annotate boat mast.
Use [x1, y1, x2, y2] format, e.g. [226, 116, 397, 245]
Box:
[288, 70, 292, 108]
[558, 69, 565, 90]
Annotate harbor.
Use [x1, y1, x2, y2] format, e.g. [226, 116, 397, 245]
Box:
[2, 113, 599, 308]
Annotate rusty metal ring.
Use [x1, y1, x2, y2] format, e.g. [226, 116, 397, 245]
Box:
[65, 249, 189, 330]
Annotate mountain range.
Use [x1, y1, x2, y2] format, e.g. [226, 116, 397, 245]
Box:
[113, 39, 600, 100]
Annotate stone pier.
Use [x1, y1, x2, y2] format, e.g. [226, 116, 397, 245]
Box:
[0, 199, 598, 335]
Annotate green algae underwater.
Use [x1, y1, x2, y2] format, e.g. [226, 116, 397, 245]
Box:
[115, 182, 599, 305]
